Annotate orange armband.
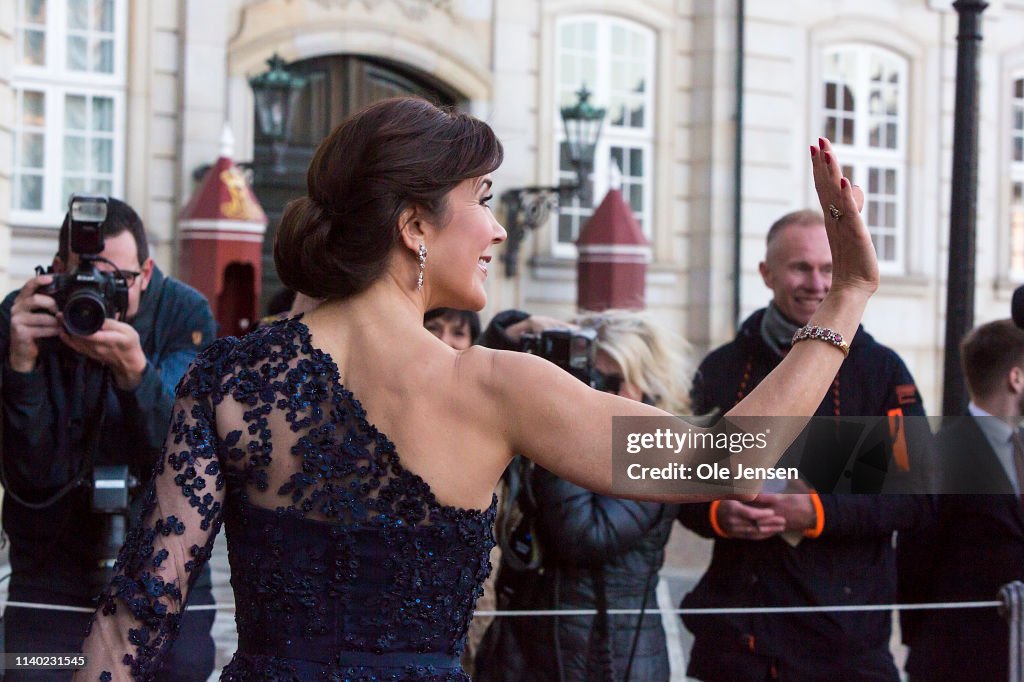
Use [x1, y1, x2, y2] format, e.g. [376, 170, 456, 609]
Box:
[803, 492, 825, 538]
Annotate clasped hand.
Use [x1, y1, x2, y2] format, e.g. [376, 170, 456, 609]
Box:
[715, 480, 817, 540]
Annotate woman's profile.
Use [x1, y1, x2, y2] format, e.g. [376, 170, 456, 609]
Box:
[77, 97, 876, 681]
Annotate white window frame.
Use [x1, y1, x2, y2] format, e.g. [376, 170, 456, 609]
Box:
[12, 0, 127, 228]
[1010, 75, 1024, 278]
[820, 44, 908, 274]
[551, 14, 656, 258]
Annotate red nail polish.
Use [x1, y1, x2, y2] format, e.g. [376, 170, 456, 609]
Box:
[819, 137, 826, 148]
[841, 177, 849, 189]
[810, 146, 817, 157]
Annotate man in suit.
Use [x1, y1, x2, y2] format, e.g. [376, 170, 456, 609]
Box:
[900, 319, 1024, 681]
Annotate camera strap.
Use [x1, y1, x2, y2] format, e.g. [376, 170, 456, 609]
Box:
[0, 360, 110, 510]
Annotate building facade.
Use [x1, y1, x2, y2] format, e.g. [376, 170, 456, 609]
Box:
[4, 0, 1024, 410]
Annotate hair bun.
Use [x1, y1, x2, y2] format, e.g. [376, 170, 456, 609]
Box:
[274, 196, 339, 299]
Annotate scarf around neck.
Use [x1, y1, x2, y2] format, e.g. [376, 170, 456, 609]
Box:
[760, 302, 801, 359]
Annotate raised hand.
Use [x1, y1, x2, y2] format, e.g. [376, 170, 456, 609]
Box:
[810, 137, 879, 298]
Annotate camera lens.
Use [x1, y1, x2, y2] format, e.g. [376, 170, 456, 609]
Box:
[64, 290, 108, 336]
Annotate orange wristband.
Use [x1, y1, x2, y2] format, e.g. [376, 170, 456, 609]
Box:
[709, 500, 728, 538]
[803, 492, 825, 538]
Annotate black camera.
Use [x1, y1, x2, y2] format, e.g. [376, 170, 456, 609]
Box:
[518, 327, 598, 385]
[36, 194, 129, 336]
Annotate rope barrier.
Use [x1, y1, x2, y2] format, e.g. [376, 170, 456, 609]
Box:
[0, 599, 1004, 616]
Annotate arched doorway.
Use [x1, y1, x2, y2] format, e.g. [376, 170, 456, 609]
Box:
[251, 55, 462, 310]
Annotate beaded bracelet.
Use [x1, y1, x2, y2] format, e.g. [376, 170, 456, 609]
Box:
[792, 325, 849, 358]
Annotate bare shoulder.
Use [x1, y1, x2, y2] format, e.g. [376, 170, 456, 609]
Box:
[455, 345, 590, 401]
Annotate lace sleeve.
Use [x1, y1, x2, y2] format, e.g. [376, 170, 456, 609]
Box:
[77, 356, 226, 681]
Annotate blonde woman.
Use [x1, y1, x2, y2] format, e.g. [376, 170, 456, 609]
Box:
[476, 310, 692, 682]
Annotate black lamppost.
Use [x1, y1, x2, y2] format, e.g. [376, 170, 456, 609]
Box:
[500, 85, 606, 276]
[942, 0, 988, 418]
[248, 54, 307, 173]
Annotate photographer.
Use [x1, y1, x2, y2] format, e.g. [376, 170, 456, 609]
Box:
[0, 197, 217, 680]
[475, 309, 692, 682]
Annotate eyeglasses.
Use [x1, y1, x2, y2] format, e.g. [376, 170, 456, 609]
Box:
[119, 270, 141, 286]
[591, 369, 624, 394]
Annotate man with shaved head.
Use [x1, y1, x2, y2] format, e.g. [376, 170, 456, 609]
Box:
[677, 209, 932, 681]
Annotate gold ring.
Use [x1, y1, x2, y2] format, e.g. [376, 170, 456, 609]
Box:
[828, 204, 843, 220]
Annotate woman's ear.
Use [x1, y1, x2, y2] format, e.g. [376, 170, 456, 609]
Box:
[398, 205, 427, 253]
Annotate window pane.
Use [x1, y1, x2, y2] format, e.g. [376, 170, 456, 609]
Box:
[630, 100, 644, 128]
[628, 183, 642, 211]
[67, 35, 88, 70]
[611, 62, 626, 90]
[22, 133, 45, 168]
[19, 175, 44, 210]
[1016, 137, 1024, 163]
[90, 138, 113, 173]
[869, 123, 880, 148]
[629, 148, 643, 172]
[64, 135, 86, 171]
[886, 123, 897, 149]
[824, 117, 836, 142]
[560, 23, 576, 49]
[884, 201, 896, 227]
[92, 97, 113, 131]
[96, 38, 114, 73]
[868, 168, 879, 194]
[27, 0, 47, 22]
[1017, 78, 1024, 99]
[611, 25, 626, 55]
[631, 32, 645, 59]
[98, 0, 114, 31]
[1011, 181, 1024, 273]
[22, 91, 45, 125]
[68, 0, 89, 29]
[63, 176, 86, 201]
[842, 85, 855, 113]
[65, 95, 87, 130]
[558, 214, 575, 243]
[841, 119, 854, 144]
[610, 96, 626, 126]
[885, 169, 896, 194]
[868, 201, 879, 225]
[880, 234, 895, 262]
[581, 23, 596, 50]
[610, 146, 624, 168]
[825, 82, 836, 109]
[92, 179, 113, 195]
[21, 30, 46, 65]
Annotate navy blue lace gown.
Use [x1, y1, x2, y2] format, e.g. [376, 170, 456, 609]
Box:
[85, 317, 497, 681]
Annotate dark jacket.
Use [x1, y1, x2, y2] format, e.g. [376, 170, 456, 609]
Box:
[477, 467, 678, 682]
[0, 265, 216, 601]
[677, 308, 933, 681]
[899, 417, 1024, 682]
[474, 310, 679, 681]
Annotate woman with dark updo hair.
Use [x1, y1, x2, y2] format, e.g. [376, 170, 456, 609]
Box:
[78, 98, 879, 681]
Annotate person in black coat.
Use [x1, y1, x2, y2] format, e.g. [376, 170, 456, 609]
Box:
[899, 319, 1024, 681]
[677, 210, 934, 681]
[474, 309, 692, 682]
[0, 198, 218, 681]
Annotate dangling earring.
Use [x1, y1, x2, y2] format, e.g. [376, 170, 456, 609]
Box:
[416, 243, 427, 290]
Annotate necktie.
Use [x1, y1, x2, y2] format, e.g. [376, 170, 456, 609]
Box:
[1010, 430, 1024, 503]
